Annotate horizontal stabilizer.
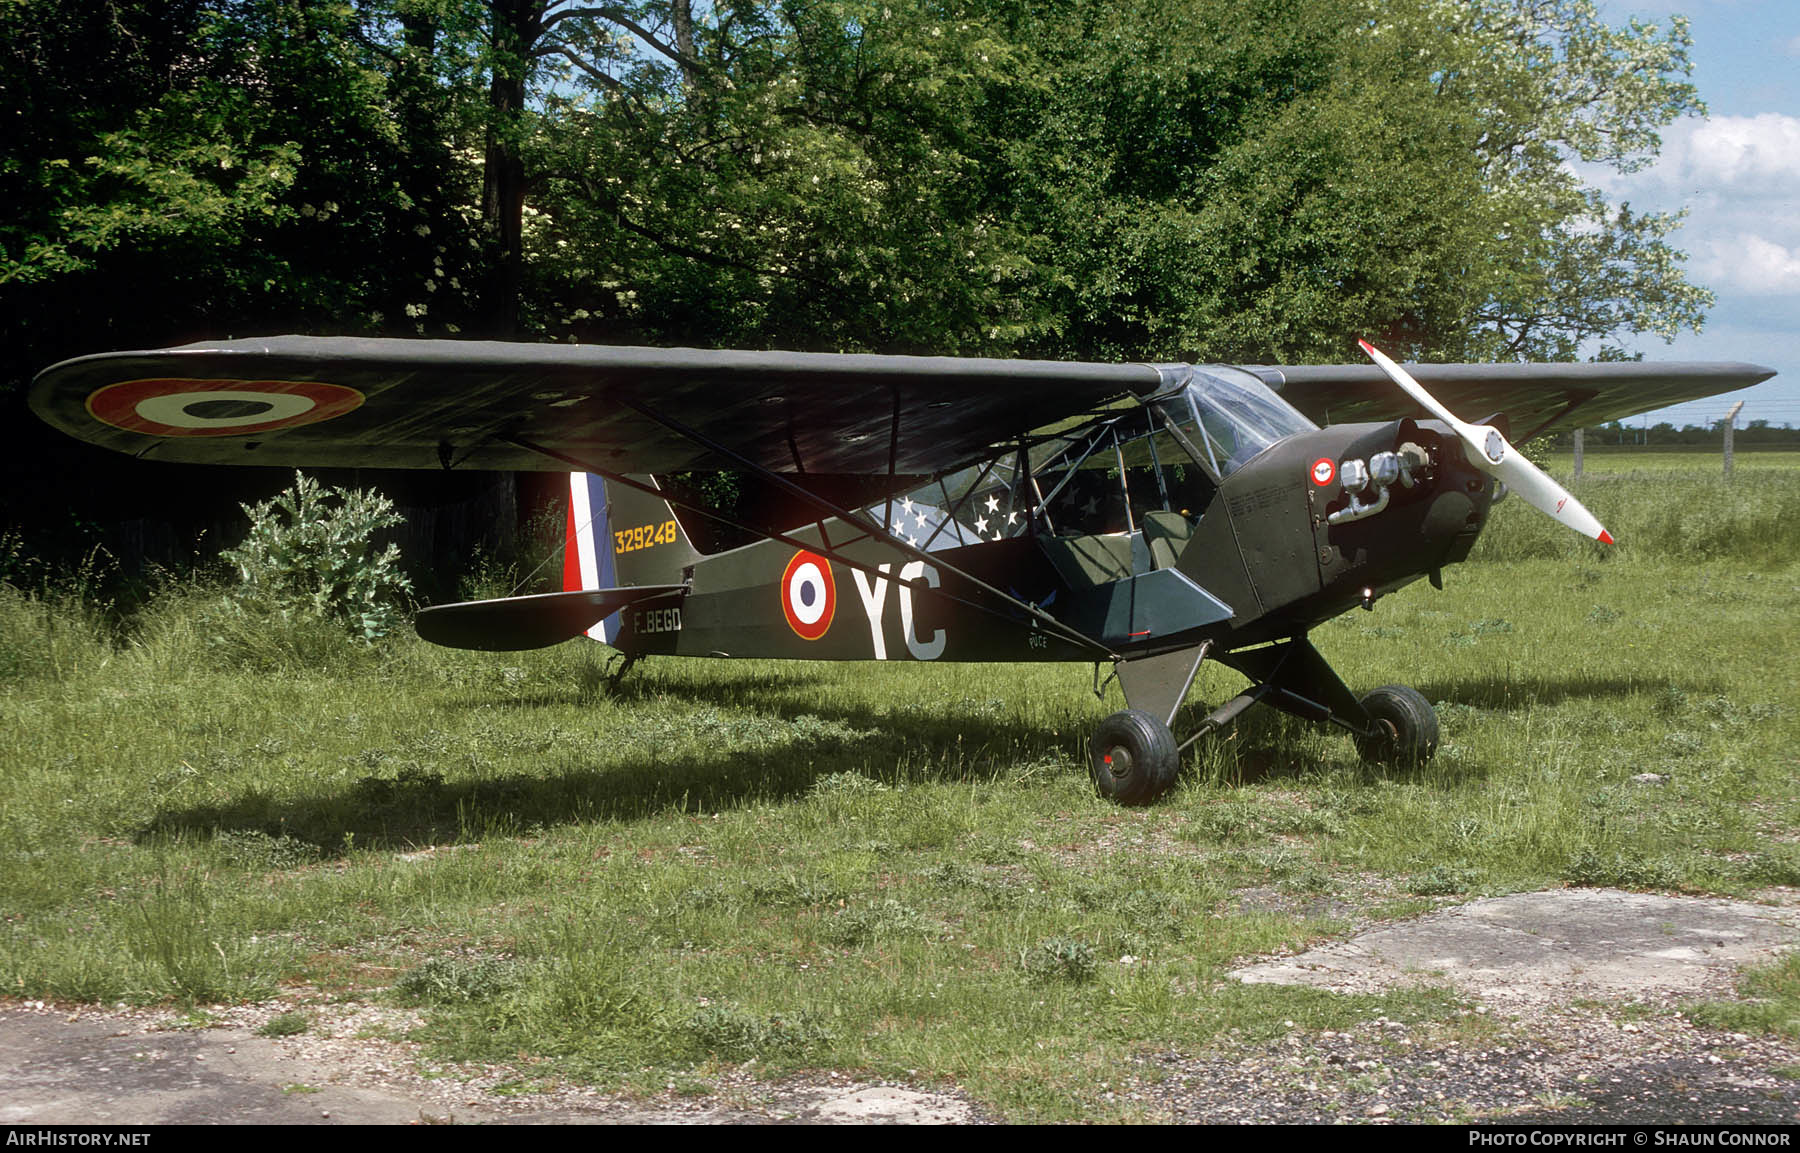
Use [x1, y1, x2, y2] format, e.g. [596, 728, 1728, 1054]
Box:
[415, 585, 684, 651]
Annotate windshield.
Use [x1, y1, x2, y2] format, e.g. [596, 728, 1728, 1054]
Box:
[1167, 365, 1317, 478]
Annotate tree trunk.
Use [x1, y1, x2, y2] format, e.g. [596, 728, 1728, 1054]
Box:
[482, 0, 540, 339]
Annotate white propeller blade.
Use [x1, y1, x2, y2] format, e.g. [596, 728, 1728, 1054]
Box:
[1358, 340, 1613, 545]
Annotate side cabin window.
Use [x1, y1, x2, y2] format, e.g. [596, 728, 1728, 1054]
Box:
[1032, 411, 1214, 537]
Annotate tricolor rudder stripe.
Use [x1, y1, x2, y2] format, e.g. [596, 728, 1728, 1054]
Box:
[564, 472, 619, 643]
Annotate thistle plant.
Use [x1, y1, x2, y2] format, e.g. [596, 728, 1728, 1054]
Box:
[221, 471, 413, 641]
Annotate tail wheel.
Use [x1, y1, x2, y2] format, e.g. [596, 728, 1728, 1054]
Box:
[1353, 685, 1439, 766]
[1089, 709, 1181, 805]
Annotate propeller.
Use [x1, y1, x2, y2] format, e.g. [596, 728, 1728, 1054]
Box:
[1358, 340, 1613, 545]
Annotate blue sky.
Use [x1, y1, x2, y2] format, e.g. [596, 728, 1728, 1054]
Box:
[1590, 0, 1800, 427]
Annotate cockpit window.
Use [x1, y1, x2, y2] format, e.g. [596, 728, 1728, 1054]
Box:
[1166, 365, 1318, 478]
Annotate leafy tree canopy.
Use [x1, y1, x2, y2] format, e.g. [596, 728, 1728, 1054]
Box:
[2, 0, 1710, 383]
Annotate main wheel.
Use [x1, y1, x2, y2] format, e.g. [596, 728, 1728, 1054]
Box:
[1353, 684, 1439, 766]
[1089, 709, 1181, 805]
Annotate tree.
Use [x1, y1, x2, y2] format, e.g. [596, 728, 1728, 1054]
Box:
[971, 0, 1709, 364]
[0, 0, 484, 380]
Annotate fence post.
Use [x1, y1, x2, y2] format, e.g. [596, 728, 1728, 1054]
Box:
[1723, 401, 1744, 480]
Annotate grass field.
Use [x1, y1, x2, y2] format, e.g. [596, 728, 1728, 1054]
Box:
[2, 461, 1798, 1121]
[1545, 447, 1800, 473]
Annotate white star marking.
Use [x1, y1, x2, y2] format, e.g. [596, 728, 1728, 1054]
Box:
[914, 509, 926, 528]
[974, 515, 989, 534]
[902, 496, 914, 514]
[984, 493, 1000, 514]
[1007, 511, 1018, 525]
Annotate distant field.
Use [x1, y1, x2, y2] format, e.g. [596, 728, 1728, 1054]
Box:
[1544, 448, 1800, 473]
[2, 468, 1798, 1121]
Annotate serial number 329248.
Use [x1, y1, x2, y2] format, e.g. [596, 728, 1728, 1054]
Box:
[614, 519, 679, 554]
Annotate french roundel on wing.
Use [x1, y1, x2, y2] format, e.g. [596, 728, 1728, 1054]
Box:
[86, 378, 364, 438]
[780, 549, 836, 641]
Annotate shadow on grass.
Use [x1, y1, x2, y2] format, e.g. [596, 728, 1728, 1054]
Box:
[141, 661, 1664, 855]
[137, 686, 1083, 856]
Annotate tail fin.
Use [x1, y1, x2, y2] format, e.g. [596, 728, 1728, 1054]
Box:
[564, 473, 700, 642]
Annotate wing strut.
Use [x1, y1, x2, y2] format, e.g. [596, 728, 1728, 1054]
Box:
[613, 396, 1116, 658]
[502, 431, 1118, 661]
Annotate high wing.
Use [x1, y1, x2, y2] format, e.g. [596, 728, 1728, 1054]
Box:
[31, 337, 1775, 479]
[30, 336, 1159, 476]
[1251, 361, 1776, 439]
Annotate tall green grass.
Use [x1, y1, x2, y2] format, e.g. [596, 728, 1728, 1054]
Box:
[1473, 467, 1800, 565]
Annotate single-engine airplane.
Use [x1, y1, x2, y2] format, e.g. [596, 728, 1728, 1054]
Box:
[31, 338, 1774, 802]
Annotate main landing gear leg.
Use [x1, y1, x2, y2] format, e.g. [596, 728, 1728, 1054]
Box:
[1213, 638, 1439, 767]
[1088, 637, 1440, 805]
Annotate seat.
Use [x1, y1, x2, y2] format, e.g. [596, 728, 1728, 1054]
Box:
[1140, 510, 1195, 570]
[1038, 532, 1135, 589]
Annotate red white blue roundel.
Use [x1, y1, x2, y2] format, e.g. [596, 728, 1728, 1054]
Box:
[86, 378, 364, 438]
[1309, 456, 1337, 487]
[781, 550, 836, 640]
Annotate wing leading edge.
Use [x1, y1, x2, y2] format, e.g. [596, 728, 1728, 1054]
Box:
[1252, 361, 1776, 439]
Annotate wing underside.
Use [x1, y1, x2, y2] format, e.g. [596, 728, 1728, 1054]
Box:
[31, 336, 1159, 477]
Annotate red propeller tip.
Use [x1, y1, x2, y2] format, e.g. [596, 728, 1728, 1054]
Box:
[1598, 530, 1615, 545]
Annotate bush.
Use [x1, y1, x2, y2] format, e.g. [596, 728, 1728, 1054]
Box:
[221, 472, 413, 641]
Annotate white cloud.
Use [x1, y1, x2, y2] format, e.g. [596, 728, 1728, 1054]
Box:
[1585, 113, 1800, 302]
[1699, 234, 1800, 295]
[1787, 33, 1800, 58]
[1673, 114, 1800, 189]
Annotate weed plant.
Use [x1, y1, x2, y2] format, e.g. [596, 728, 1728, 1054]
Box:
[0, 460, 1796, 1119]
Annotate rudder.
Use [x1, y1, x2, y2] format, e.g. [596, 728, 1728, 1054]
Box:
[564, 473, 700, 642]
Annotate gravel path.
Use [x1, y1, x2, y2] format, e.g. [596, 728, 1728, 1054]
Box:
[7, 888, 1799, 1124]
[1130, 1009, 1800, 1124]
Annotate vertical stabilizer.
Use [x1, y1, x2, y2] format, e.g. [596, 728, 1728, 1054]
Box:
[564, 473, 700, 643]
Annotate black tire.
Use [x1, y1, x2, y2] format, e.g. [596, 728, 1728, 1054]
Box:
[1089, 709, 1181, 805]
[1353, 684, 1439, 766]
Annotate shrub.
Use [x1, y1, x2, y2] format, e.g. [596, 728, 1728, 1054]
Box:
[221, 472, 413, 641]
